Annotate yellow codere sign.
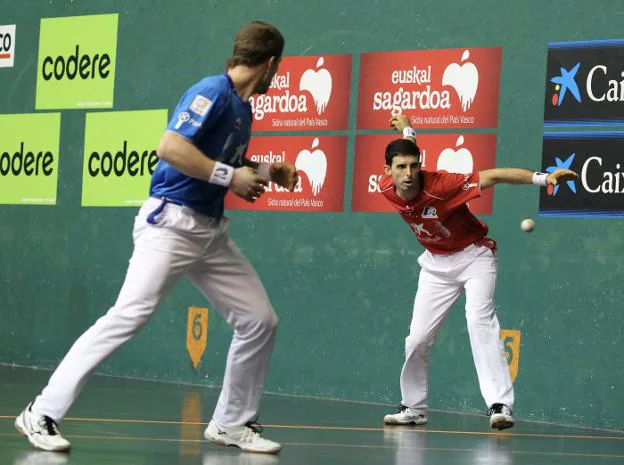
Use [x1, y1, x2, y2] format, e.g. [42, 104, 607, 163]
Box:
[500, 329, 521, 383]
[186, 306, 208, 369]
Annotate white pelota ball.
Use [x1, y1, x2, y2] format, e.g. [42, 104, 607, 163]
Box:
[520, 218, 535, 232]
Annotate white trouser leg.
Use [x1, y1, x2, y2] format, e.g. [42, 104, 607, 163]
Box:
[187, 231, 277, 428]
[461, 249, 514, 409]
[400, 265, 462, 412]
[32, 201, 205, 422]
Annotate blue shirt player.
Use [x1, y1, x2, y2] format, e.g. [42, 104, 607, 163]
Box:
[150, 72, 253, 219]
[17, 22, 297, 455]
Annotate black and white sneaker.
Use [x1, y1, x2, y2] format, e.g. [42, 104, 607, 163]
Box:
[487, 403, 514, 430]
[383, 404, 428, 425]
[204, 418, 281, 454]
[15, 402, 71, 452]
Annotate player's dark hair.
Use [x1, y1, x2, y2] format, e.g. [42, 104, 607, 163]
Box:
[385, 138, 421, 165]
[227, 21, 285, 68]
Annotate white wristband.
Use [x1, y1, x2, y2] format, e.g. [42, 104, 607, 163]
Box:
[209, 162, 234, 186]
[258, 162, 271, 180]
[403, 127, 417, 139]
[532, 172, 549, 186]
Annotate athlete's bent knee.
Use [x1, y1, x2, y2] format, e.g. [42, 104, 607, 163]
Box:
[405, 332, 430, 357]
[257, 309, 278, 332]
[465, 303, 496, 327]
[240, 306, 278, 335]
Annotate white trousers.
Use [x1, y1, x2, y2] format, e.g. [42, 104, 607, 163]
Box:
[400, 243, 514, 412]
[33, 198, 278, 427]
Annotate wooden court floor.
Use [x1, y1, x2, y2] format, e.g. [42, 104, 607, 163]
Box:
[1, 366, 623, 465]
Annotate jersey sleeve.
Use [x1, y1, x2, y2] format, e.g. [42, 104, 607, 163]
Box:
[438, 171, 482, 210]
[166, 83, 228, 143]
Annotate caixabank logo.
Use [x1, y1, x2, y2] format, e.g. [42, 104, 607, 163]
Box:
[544, 39, 624, 126]
[36, 14, 118, 110]
[539, 132, 624, 217]
[81, 110, 168, 206]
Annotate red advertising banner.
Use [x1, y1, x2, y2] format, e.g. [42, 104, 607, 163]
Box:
[249, 54, 352, 131]
[357, 47, 501, 129]
[352, 133, 497, 215]
[225, 136, 347, 211]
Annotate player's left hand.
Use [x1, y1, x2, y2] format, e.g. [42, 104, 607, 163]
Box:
[270, 162, 298, 191]
[546, 169, 578, 186]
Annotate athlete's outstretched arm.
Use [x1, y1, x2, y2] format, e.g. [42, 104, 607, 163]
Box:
[479, 167, 578, 190]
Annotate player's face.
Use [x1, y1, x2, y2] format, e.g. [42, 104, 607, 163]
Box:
[255, 56, 281, 94]
[385, 154, 421, 192]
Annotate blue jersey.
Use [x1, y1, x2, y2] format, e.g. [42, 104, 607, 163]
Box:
[150, 74, 252, 218]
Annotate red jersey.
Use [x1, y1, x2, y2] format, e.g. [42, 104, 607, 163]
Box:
[380, 170, 494, 255]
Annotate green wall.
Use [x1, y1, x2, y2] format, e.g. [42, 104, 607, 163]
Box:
[1, 0, 623, 431]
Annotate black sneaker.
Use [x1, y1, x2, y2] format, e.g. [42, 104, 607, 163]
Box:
[487, 403, 514, 430]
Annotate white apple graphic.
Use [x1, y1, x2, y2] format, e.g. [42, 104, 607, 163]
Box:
[295, 137, 327, 196]
[437, 135, 474, 174]
[299, 57, 333, 114]
[442, 50, 479, 112]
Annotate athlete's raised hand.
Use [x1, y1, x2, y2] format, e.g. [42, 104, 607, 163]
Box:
[389, 114, 411, 132]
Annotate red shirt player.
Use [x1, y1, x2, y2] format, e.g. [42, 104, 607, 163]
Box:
[380, 115, 577, 431]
